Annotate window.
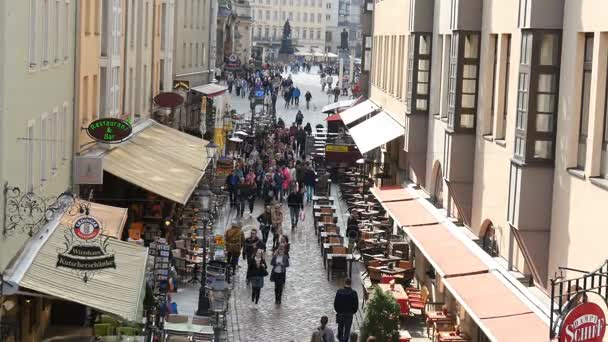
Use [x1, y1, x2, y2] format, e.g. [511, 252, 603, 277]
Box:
[282, 11, 286, 21]
[94, 0, 100, 34]
[497, 34, 511, 140]
[191, 0, 195, 28]
[195, 43, 199, 67]
[189, 43, 193, 67]
[447, 32, 480, 131]
[182, 42, 186, 68]
[577, 33, 593, 169]
[265, 27, 269, 38]
[64, 1, 70, 60]
[143, 65, 148, 111]
[304, 0, 308, 6]
[303, 29, 307, 39]
[129, 0, 135, 47]
[602, 63, 608, 178]
[487, 34, 498, 135]
[266, 10, 270, 20]
[326, 15, 330, 21]
[40, 115, 48, 183]
[273, 27, 277, 40]
[26, 121, 35, 192]
[406, 34, 431, 114]
[50, 109, 58, 171]
[83, 76, 89, 122]
[289, 12, 293, 20]
[273, 11, 277, 21]
[317, 13, 321, 23]
[29, 0, 38, 68]
[259, 10, 263, 21]
[196, 0, 201, 28]
[54, 0, 60, 63]
[144, 3, 149, 47]
[85, 0, 91, 34]
[303, 13, 307, 22]
[318, 0, 322, 7]
[514, 30, 561, 163]
[92, 74, 98, 118]
[316, 30, 321, 40]
[296, 13, 300, 22]
[62, 102, 69, 160]
[201, 42, 205, 67]
[440, 35, 451, 120]
[42, 0, 50, 64]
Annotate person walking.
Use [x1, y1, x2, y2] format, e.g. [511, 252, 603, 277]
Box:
[305, 90, 312, 110]
[293, 86, 301, 106]
[320, 72, 327, 91]
[227, 73, 234, 93]
[270, 202, 284, 245]
[235, 184, 246, 218]
[257, 205, 273, 246]
[333, 278, 359, 342]
[248, 249, 268, 309]
[224, 223, 245, 275]
[333, 85, 341, 102]
[312, 316, 336, 342]
[296, 110, 304, 127]
[303, 163, 317, 203]
[271, 91, 278, 115]
[270, 247, 289, 305]
[243, 229, 266, 284]
[241, 77, 248, 98]
[235, 76, 242, 96]
[287, 187, 304, 229]
[326, 75, 334, 89]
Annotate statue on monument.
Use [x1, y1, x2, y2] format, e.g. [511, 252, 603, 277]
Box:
[279, 20, 294, 55]
[340, 28, 349, 50]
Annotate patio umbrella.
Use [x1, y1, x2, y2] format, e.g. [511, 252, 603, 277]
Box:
[228, 136, 244, 143]
[235, 130, 249, 136]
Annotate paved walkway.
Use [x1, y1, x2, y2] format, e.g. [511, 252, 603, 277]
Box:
[172, 69, 431, 341]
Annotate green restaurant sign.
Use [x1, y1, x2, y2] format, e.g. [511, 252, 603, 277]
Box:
[86, 118, 132, 143]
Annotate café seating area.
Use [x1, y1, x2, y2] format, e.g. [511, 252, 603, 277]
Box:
[323, 165, 472, 342]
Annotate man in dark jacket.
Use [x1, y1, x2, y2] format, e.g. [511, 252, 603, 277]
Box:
[287, 188, 304, 229]
[303, 164, 317, 202]
[242, 229, 266, 285]
[333, 278, 359, 342]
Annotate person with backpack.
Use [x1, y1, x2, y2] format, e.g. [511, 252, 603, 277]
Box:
[333, 85, 341, 102]
[287, 187, 304, 229]
[293, 86, 301, 106]
[257, 205, 273, 245]
[305, 90, 312, 110]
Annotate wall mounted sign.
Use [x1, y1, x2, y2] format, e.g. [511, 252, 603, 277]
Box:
[57, 215, 116, 283]
[73, 155, 103, 185]
[559, 302, 606, 342]
[224, 53, 241, 70]
[86, 118, 132, 143]
[154, 92, 184, 108]
[173, 80, 190, 91]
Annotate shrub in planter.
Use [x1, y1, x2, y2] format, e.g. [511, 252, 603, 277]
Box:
[360, 287, 401, 342]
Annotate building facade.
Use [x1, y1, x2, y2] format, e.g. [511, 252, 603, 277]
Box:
[369, 0, 608, 292]
[160, 0, 176, 92]
[251, 0, 326, 56]
[173, 0, 216, 87]
[0, 0, 76, 340]
[99, 0, 125, 119]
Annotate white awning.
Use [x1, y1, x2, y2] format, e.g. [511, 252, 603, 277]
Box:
[348, 111, 404, 153]
[340, 99, 379, 125]
[326, 52, 339, 58]
[3, 201, 148, 321]
[321, 99, 356, 113]
[191, 83, 228, 97]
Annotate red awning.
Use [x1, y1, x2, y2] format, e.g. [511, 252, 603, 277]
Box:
[370, 186, 416, 203]
[326, 113, 342, 122]
[406, 223, 489, 277]
[383, 200, 439, 227]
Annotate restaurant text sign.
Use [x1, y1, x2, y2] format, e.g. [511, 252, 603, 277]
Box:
[559, 302, 606, 342]
[87, 118, 132, 143]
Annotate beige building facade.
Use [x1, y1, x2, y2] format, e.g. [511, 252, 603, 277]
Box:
[0, 0, 76, 340]
[173, 0, 216, 87]
[251, 0, 326, 54]
[369, 0, 608, 296]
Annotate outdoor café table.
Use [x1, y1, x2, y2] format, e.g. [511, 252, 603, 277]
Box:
[313, 204, 337, 212]
[187, 256, 204, 283]
[370, 266, 408, 276]
[316, 222, 337, 235]
[326, 253, 354, 280]
[378, 283, 409, 316]
[371, 254, 404, 264]
[323, 242, 343, 259]
[426, 311, 454, 336]
[164, 321, 214, 338]
[437, 332, 471, 342]
[319, 231, 341, 244]
[312, 196, 334, 204]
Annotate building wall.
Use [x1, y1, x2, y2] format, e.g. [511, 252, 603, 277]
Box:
[152, 0, 162, 98]
[134, 0, 154, 119]
[76, 0, 101, 152]
[173, 0, 214, 87]
[0, 0, 75, 271]
[160, 0, 175, 92]
[548, 0, 608, 281]
[251, 0, 326, 52]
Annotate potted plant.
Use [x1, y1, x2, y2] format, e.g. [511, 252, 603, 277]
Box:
[360, 287, 401, 342]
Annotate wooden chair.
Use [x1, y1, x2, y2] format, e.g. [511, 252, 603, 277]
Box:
[328, 236, 341, 244]
[166, 314, 189, 324]
[330, 246, 347, 254]
[321, 207, 333, 214]
[433, 322, 455, 342]
[398, 260, 413, 270]
[192, 315, 211, 326]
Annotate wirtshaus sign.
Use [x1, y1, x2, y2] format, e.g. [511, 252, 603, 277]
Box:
[86, 118, 132, 143]
[56, 215, 116, 282]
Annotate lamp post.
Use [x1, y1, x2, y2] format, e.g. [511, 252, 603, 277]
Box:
[196, 184, 212, 316]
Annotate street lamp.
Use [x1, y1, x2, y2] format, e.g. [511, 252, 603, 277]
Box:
[196, 184, 212, 316]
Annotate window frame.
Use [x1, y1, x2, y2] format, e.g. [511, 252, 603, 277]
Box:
[405, 32, 432, 115]
[577, 33, 594, 169]
[487, 34, 498, 136]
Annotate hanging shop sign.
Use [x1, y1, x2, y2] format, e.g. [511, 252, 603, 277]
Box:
[154, 92, 184, 108]
[56, 215, 116, 283]
[224, 53, 241, 70]
[86, 118, 132, 143]
[559, 302, 606, 342]
[173, 80, 190, 91]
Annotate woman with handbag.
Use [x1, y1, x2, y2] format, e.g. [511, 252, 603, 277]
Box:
[270, 247, 290, 305]
[248, 249, 268, 310]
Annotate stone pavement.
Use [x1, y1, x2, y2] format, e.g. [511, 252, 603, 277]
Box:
[172, 69, 431, 341]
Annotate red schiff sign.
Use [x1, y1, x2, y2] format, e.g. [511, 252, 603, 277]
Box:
[560, 302, 606, 342]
